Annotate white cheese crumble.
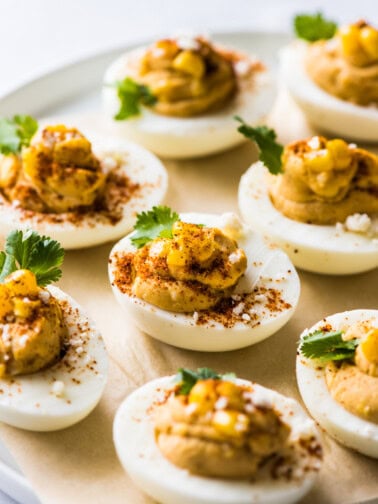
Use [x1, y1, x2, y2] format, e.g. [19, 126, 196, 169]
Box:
[38, 290, 51, 304]
[344, 213, 371, 234]
[232, 302, 245, 316]
[175, 35, 200, 51]
[307, 136, 321, 150]
[228, 251, 241, 264]
[51, 381, 65, 397]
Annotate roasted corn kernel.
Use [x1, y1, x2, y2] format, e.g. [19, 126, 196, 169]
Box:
[212, 409, 249, 436]
[172, 50, 205, 78]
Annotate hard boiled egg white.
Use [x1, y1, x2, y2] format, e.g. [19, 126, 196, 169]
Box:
[0, 287, 108, 431]
[102, 48, 275, 159]
[238, 162, 378, 275]
[296, 309, 378, 458]
[0, 136, 168, 249]
[280, 42, 378, 142]
[109, 212, 300, 352]
[113, 376, 322, 504]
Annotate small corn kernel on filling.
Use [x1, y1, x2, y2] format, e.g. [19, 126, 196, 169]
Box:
[325, 322, 378, 423]
[131, 221, 247, 312]
[305, 20, 378, 106]
[154, 379, 291, 477]
[0, 269, 67, 377]
[134, 37, 238, 117]
[339, 21, 378, 67]
[268, 135, 378, 225]
[0, 125, 106, 213]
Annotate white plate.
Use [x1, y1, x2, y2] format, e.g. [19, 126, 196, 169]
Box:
[1, 31, 376, 504]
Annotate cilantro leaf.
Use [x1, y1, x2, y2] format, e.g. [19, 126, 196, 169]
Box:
[294, 12, 337, 42]
[235, 116, 283, 174]
[131, 206, 180, 248]
[176, 367, 235, 395]
[112, 77, 157, 120]
[0, 229, 64, 286]
[299, 329, 359, 362]
[0, 115, 38, 155]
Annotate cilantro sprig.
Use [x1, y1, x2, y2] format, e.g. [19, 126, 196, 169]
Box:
[131, 206, 180, 249]
[176, 368, 235, 395]
[0, 230, 64, 286]
[299, 329, 359, 362]
[235, 116, 283, 174]
[294, 12, 337, 42]
[0, 115, 38, 155]
[112, 77, 157, 120]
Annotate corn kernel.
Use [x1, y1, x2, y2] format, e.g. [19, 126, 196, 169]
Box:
[304, 149, 333, 172]
[359, 26, 378, 61]
[188, 380, 217, 412]
[326, 139, 351, 169]
[216, 381, 245, 410]
[339, 24, 362, 57]
[172, 50, 205, 78]
[4, 269, 39, 297]
[13, 298, 41, 319]
[212, 410, 249, 437]
[0, 284, 13, 319]
[360, 328, 378, 364]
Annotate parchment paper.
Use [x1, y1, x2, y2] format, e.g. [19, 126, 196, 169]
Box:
[0, 91, 377, 504]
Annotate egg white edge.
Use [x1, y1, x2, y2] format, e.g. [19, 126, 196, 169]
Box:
[108, 212, 300, 352]
[0, 285, 108, 431]
[0, 137, 168, 250]
[296, 309, 378, 458]
[238, 161, 378, 275]
[102, 47, 276, 159]
[113, 375, 321, 504]
[280, 42, 378, 142]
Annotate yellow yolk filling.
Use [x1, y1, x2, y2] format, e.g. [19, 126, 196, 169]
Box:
[0, 270, 67, 377]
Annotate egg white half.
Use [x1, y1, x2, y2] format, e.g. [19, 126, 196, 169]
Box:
[0, 286, 108, 431]
[0, 137, 168, 249]
[238, 162, 378, 275]
[280, 42, 378, 142]
[296, 309, 378, 458]
[102, 48, 275, 159]
[109, 212, 300, 352]
[113, 376, 322, 504]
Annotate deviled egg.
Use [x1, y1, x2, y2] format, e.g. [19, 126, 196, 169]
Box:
[0, 116, 167, 248]
[103, 35, 274, 158]
[109, 207, 300, 351]
[296, 309, 378, 458]
[0, 230, 107, 431]
[281, 16, 378, 141]
[114, 369, 322, 504]
[238, 123, 378, 274]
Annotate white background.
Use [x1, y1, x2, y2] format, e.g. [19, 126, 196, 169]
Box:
[0, 0, 376, 503]
[0, 0, 376, 97]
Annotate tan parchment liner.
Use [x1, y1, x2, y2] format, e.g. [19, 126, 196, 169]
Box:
[0, 91, 377, 504]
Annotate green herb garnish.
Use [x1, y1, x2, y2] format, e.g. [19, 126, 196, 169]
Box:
[235, 117, 283, 174]
[0, 115, 38, 155]
[112, 77, 157, 120]
[299, 329, 359, 362]
[131, 206, 180, 249]
[294, 12, 337, 42]
[0, 230, 64, 286]
[176, 368, 235, 395]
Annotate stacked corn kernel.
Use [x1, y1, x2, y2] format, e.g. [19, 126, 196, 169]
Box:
[355, 327, 378, 377]
[187, 379, 251, 437]
[0, 270, 41, 321]
[303, 137, 352, 172]
[339, 22, 378, 66]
